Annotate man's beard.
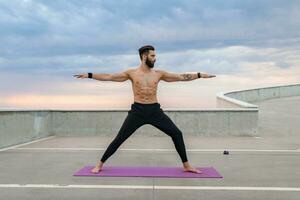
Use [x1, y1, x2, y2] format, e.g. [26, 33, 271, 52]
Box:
[146, 58, 155, 68]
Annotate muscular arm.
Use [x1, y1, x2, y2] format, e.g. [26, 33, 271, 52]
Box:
[160, 70, 200, 82]
[93, 70, 131, 82]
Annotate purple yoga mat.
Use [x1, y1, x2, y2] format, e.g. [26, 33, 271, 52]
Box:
[73, 166, 222, 178]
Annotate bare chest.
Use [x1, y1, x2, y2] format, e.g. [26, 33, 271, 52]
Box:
[130, 72, 160, 89]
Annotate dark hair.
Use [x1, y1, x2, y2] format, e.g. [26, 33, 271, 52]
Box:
[138, 45, 155, 60]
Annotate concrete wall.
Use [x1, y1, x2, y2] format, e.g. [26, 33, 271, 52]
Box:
[1, 83, 299, 149]
[0, 111, 52, 149]
[0, 109, 258, 149]
[50, 110, 258, 137]
[216, 83, 300, 108]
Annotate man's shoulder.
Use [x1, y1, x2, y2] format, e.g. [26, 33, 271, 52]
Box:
[123, 67, 136, 74]
[123, 68, 137, 81]
[127, 67, 139, 71]
[154, 69, 166, 75]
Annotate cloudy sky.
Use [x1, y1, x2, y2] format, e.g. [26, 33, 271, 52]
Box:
[0, 0, 299, 109]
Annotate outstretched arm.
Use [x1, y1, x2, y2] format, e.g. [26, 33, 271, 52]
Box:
[160, 70, 216, 82]
[73, 69, 131, 82]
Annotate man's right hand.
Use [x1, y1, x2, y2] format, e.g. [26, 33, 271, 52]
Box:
[73, 74, 88, 79]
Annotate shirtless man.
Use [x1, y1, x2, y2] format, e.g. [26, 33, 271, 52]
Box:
[74, 45, 216, 174]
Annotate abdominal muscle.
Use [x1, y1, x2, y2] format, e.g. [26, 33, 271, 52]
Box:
[130, 69, 160, 104]
[133, 87, 158, 103]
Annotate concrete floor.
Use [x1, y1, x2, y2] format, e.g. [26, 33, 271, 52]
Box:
[0, 96, 300, 199]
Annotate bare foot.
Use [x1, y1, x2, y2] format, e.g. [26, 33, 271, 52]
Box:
[91, 166, 102, 173]
[91, 162, 103, 173]
[183, 167, 202, 174]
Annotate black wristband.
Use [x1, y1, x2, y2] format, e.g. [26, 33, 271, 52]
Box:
[88, 72, 93, 79]
[197, 72, 201, 78]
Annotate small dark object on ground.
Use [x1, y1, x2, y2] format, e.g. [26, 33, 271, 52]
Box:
[223, 150, 229, 155]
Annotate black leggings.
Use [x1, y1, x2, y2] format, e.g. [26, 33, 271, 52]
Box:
[100, 102, 188, 163]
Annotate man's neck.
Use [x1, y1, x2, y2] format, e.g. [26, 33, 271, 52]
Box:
[139, 63, 152, 73]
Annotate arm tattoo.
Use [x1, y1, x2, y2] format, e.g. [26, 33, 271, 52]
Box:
[181, 73, 193, 80]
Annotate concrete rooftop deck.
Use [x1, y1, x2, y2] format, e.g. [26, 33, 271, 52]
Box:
[0, 96, 300, 199]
